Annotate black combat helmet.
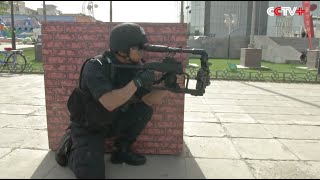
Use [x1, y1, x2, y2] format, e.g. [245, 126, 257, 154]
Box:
[109, 23, 148, 53]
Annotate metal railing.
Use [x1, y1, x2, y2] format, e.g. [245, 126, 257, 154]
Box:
[186, 66, 320, 83]
[0, 63, 319, 84]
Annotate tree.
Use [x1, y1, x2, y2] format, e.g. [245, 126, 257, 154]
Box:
[0, 1, 9, 15]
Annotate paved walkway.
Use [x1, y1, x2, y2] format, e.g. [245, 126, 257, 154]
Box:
[0, 74, 320, 179]
[0, 44, 34, 51]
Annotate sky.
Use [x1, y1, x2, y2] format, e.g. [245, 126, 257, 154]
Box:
[23, 1, 181, 23]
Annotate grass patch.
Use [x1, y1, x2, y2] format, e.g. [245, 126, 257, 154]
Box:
[188, 58, 316, 73]
[188, 58, 319, 82]
[22, 47, 43, 71]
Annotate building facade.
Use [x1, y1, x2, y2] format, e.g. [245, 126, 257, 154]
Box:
[0, 1, 95, 39]
[37, 4, 62, 16]
[186, 1, 269, 38]
[267, 1, 320, 37]
[186, 1, 320, 38]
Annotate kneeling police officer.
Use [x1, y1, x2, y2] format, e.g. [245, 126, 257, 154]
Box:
[55, 22, 168, 179]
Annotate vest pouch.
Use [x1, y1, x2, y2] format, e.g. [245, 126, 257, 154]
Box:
[67, 87, 91, 125]
[84, 98, 115, 132]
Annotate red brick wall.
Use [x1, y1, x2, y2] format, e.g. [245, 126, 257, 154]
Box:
[43, 22, 187, 155]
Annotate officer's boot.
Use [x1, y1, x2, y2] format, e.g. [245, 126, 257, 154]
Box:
[110, 141, 146, 166]
[55, 131, 72, 167]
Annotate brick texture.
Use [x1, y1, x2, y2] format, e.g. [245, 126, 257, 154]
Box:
[43, 22, 187, 155]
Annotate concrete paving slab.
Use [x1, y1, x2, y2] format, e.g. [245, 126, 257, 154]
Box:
[184, 104, 212, 112]
[0, 149, 54, 179]
[0, 128, 43, 148]
[0, 148, 12, 158]
[185, 158, 255, 179]
[29, 106, 47, 116]
[246, 160, 320, 179]
[215, 113, 257, 123]
[0, 76, 320, 178]
[305, 161, 320, 178]
[282, 100, 320, 108]
[299, 107, 320, 116]
[223, 123, 274, 138]
[0, 114, 22, 128]
[291, 115, 320, 125]
[204, 98, 238, 105]
[20, 131, 49, 150]
[184, 97, 206, 104]
[204, 94, 280, 101]
[250, 114, 296, 125]
[234, 99, 293, 107]
[43, 165, 75, 179]
[299, 125, 320, 139]
[232, 138, 298, 160]
[262, 124, 320, 140]
[108, 155, 187, 179]
[184, 111, 218, 123]
[243, 106, 307, 115]
[184, 122, 226, 137]
[0, 97, 45, 106]
[184, 137, 240, 159]
[0, 104, 41, 115]
[279, 140, 320, 160]
[209, 105, 246, 113]
[5, 115, 47, 130]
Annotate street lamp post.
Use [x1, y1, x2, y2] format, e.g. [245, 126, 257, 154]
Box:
[180, 1, 184, 23]
[110, 1, 112, 22]
[249, 1, 256, 48]
[186, 5, 189, 23]
[224, 14, 236, 59]
[43, 1, 46, 22]
[10, 1, 15, 50]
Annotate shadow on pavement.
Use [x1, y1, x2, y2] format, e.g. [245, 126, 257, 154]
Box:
[241, 81, 320, 109]
[30, 150, 75, 179]
[30, 142, 205, 179]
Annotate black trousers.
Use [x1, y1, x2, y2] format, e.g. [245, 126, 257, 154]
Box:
[67, 102, 153, 179]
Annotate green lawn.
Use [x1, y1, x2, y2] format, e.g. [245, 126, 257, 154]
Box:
[188, 58, 317, 74]
[188, 58, 319, 82]
[22, 47, 43, 72]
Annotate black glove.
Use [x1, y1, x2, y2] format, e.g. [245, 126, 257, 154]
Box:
[164, 73, 180, 89]
[133, 69, 155, 88]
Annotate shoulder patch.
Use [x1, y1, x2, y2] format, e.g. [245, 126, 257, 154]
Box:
[96, 59, 102, 65]
[140, 26, 146, 35]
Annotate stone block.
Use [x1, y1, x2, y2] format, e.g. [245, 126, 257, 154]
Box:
[240, 48, 262, 68]
[307, 50, 320, 69]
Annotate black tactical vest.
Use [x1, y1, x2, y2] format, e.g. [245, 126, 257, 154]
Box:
[67, 54, 115, 132]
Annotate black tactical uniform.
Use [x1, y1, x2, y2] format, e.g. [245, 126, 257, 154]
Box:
[55, 23, 154, 179]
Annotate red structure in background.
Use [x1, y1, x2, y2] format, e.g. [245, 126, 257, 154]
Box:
[302, 1, 317, 50]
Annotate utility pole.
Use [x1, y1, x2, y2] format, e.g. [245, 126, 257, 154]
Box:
[10, 1, 16, 50]
[180, 1, 184, 23]
[204, 1, 211, 36]
[43, 1, 47, 22]
[110, 1, 112, 22]
[249, 1, 256, 48]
